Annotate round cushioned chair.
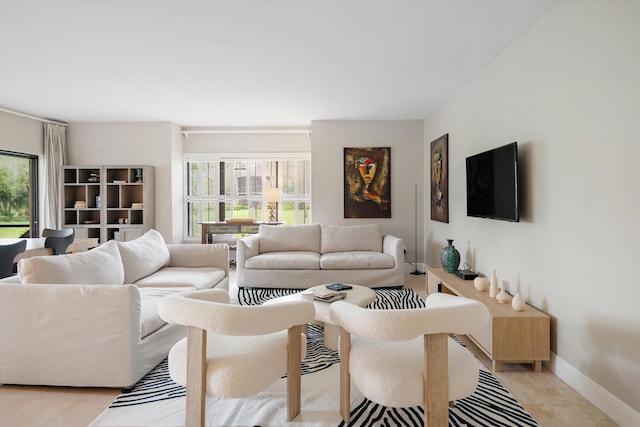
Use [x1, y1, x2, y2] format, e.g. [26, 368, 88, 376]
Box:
[158, 289, 315, 427]
[329, 292, 490, 427]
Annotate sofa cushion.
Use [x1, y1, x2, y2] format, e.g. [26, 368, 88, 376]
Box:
[259, 224, 320, 253]
[139, 287, 196, 338]
[320, 251, 395, 270]
[321, 224, 383, 254]
[117, 229, 170, 284]
[245, 251, 321, 270]
[17, 240, 125, 284]
[134, 267, 226, 290]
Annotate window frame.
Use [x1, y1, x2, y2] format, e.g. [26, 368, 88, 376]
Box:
[184, 152, 311, 242]
[0, 150, 39, 237]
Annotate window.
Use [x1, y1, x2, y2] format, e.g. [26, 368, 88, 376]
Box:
[185, 154, 311, 241]
[0, 150, 38, 237]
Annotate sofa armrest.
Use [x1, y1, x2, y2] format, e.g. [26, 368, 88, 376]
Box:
[383, 234, 405, 266]
[0, 283, 142, 387]
[236, 234, 260, 286]
[237, 234, 260, 262]
[166, 243, 229, 276]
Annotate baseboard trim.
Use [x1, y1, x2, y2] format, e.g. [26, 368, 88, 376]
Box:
[548, 352, 640, 426]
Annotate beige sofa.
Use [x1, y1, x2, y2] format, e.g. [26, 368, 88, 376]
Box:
[0, 230, 229, 388]
[236, 223, 404, 289]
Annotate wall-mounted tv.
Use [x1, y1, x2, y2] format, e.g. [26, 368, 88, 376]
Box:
[466, 142, 519, 222]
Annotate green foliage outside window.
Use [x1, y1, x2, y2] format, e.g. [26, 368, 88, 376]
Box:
[0, 157, 30, 237]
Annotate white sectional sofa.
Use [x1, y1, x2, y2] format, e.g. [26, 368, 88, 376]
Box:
[0, 230, 229, 388]
[236, 223, 404, 289]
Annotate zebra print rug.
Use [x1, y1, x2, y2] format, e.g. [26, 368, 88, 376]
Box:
[90, 288, 539, 427]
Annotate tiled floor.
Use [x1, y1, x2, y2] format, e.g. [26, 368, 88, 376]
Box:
[0, 270, 617, 427]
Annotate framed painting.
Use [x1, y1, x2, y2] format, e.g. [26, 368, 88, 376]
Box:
[430, 134, 449, 223]
[344, 147, 391, 218]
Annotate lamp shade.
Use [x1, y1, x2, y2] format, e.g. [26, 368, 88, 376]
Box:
[263, 187, 281, 202]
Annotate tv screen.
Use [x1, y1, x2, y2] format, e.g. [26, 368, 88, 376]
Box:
[466, 142, 519, 222]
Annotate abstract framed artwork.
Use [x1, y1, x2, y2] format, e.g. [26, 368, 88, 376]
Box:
[344, 147, 391, 218]
[430, 134, 449, 223]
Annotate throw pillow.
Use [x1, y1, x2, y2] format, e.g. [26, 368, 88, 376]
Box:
[320, 224, 383, 254]
[18, 240, 125, 284]
[258, 224, 321, 253]
[117, 229, 171, 283]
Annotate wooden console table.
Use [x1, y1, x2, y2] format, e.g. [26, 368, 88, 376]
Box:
[426, 267, 550, 372]
[199, 222, 282, 244]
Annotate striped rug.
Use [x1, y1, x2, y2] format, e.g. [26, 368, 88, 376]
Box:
[90, 288, 539, 427]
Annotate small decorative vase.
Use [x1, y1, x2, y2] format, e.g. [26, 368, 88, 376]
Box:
[496, 283, 510, 304]
[474, 276, 489, 291]
[443, 240, 460, 273]
[489, 269, 499, 297]
[439, 240, 453, 268]
[512, 292, 525, 311]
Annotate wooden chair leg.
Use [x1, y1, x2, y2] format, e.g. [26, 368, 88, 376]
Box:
[339, 327, 351, 423]
[186, 326, 207, 427]
[287, 325, 302, 421]
[424, 333, 448, 427]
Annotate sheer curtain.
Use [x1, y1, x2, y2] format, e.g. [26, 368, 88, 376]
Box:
[43, 123, 68, 230]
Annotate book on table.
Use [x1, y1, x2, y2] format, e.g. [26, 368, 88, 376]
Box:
[313, 291, 347, 303]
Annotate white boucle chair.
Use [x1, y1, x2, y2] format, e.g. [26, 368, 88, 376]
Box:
[158, 289, 315, 427]
[329, 292, 490, 426]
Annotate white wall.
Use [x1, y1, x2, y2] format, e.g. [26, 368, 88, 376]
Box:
[311, 120, 424, 266]
[66, 122, 180, 242]
[0, 111, 46, 233]
[184, 132, 310, 153]
[424, 1, 640, 422]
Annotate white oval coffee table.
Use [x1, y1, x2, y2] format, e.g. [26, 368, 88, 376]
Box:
[263, 284, 376, 350]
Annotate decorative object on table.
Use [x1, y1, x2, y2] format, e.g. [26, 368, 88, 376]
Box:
[489, 269, 499, 297]
[512, 292, 525, 311]
[135, 168, 143, 183]
[88, 173, 99, 182]
[496, 282, 510, 303]
[474, 276, 489, 291]
[343, 147, 391, 218]
[455, 263, 478, 280]
[224, 218, 255, 224]
[430, 134, 449, 223]
[439, 239, 453, 268]
[263, 187, 281, 222]
[440, 239, 460, 273]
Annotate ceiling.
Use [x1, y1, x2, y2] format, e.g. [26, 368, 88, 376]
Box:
[0, 0, 558, 127]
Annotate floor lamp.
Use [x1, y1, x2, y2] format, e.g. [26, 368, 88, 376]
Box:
[410, 183, 425, 275]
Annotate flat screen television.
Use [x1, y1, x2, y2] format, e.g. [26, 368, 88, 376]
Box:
[466, 142, 519, 222]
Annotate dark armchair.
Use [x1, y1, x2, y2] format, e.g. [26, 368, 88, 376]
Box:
[0, 240, 27, 279]
[44, 229, 75, 255]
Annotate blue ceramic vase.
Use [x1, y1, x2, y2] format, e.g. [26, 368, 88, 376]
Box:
[440, 239, 460, 273]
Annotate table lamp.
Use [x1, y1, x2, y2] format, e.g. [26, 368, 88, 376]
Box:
[263, 187, 281, 222]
